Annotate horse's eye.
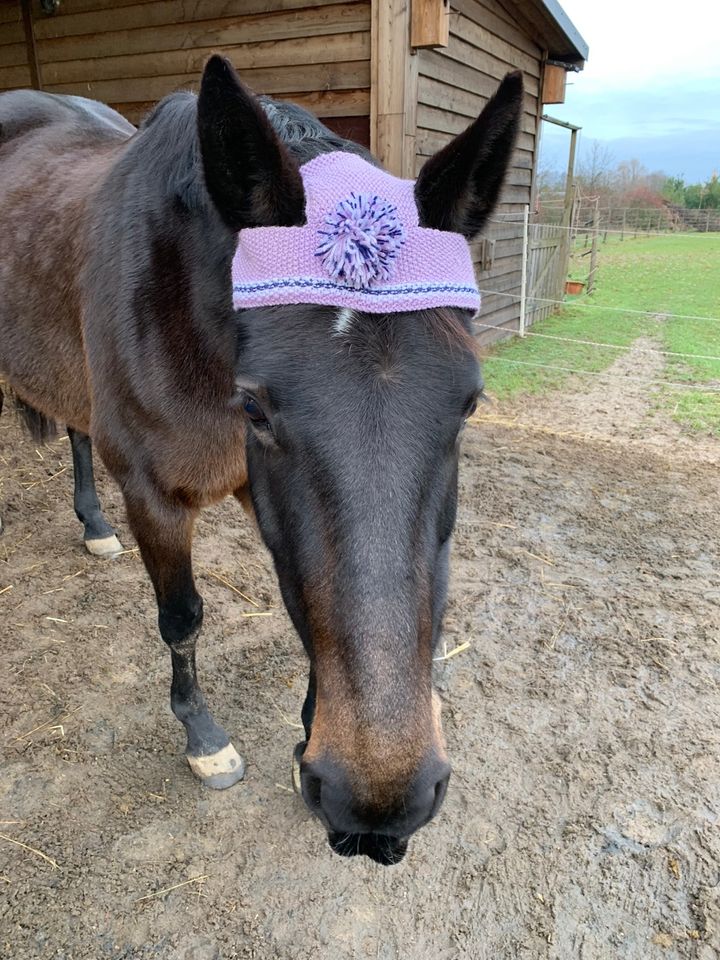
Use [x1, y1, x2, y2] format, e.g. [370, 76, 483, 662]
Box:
[242, 395, 268, 426]
[463, 396, 478, 420]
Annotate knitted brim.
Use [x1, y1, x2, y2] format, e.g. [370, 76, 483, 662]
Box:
[232, 152, 481, 316]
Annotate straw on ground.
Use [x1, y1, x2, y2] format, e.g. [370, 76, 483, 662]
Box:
[134, 874, 208, 903]
[0, 832, 59, 870]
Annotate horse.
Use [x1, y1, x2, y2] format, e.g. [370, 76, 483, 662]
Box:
[0, 56, 522, 865]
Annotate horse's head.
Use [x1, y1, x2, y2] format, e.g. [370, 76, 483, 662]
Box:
[197, 57, 522, 863]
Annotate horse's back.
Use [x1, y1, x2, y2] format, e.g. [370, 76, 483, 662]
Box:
[0, 89, 134, 147]
[0, 92, 134, 432]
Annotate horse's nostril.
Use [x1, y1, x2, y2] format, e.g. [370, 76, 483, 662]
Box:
[302, 770, 323, 811]
[431, 768, 451, 820]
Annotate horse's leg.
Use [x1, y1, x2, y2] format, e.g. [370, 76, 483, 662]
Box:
[67, 427, 123, 558]
[124, 487, 245, 789]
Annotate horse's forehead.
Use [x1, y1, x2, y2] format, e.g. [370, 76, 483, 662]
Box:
[240, 304, 476, 395]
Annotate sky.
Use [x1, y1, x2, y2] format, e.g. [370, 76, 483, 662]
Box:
[539, 0, 720, 182]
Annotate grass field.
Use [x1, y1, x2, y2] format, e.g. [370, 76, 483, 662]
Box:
[481, 233, 720, 435]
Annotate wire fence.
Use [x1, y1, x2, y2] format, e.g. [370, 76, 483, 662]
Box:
[479, 286, 720, 325]
[476, 207, 720, 403]
[481, 356, 720, 393]
[533, 201, 720, 234]
[473, 318, 720, 363]
[489, 214, 720, 241]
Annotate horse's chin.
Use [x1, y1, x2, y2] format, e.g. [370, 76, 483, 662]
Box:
[328, 831, 408, 866]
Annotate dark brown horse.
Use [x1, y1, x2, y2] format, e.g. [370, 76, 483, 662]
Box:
[0, 57, 521, 864]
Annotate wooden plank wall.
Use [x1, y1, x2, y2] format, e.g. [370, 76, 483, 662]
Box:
[0, 0, 372, 144]
[416, 0, 544, 342]
[0, 2, 30, 90]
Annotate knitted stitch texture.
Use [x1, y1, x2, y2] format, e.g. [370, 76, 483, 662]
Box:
[231, 151, 481, 315]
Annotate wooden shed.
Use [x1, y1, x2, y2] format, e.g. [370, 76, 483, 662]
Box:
[0, 0, 587, 341]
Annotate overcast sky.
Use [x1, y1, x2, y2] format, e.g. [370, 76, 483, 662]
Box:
[540, 0, 720, 181]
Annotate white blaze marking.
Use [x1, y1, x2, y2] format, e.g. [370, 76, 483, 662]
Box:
[334, 307, 356, 335]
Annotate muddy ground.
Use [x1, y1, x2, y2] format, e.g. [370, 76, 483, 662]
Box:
[1, 348, 719, 960]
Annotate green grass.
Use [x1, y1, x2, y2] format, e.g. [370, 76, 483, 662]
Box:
[482, 234, 720, 436]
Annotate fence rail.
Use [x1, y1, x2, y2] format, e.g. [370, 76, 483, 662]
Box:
[535, 202, 720, 235]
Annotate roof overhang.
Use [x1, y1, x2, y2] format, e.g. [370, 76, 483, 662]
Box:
[516, 0, 589, 68]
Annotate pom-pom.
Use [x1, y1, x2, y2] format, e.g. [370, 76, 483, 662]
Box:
[315, 193, 406, 289]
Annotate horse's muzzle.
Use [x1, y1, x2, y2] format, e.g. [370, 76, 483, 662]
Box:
[299, 745, 451, 864]
[328, 831, 409, 865]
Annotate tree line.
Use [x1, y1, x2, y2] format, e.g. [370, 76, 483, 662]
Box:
[539, 140, 719, 211]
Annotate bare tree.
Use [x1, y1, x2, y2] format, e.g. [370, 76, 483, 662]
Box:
[576, 139, 616, 197]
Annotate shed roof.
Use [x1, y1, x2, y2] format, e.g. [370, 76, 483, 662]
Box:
[515, 0, 589, 67]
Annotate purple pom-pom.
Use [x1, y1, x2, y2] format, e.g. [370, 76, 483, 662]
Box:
[315, 193, 406, 289]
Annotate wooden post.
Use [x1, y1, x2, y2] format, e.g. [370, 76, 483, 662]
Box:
[540, 115, 580, 315]
[20, 0, 42, 90]
[529, 55, 547, 215]
[519, 204, 529, 337]
[570, 183, 580, 240]
[554, 125, 578, 313]
[621, 208, 626, 241]
[563, 128, 578, 229]
[371, 0, 418, 178]
[587, 197, 600, 294]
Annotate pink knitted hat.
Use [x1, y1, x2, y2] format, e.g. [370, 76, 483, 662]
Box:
[232, 151, 481, 315]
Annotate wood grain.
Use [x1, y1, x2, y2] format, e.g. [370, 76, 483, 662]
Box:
[31, 0, 353, 40]
[41, 31, 370, 85]
[46, 60, 370, 102]
[372, 0, 418, 177]
[112, 88, 371, 125]
[37, 3, 370, 64]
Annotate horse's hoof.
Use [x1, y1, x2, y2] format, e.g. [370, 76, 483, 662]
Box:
[187, 743, 245, 790]
[85, 534, 123, 558]
[292, 741, 306, 795]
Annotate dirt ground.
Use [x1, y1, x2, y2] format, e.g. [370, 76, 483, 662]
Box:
[1, 347, 720, 960]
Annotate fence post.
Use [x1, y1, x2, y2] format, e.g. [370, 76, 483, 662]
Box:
[519, 203, 529, 337]
[587, 198, 600, 295]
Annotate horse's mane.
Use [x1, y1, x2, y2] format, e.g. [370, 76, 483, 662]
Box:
[258, 97, 375, 166]
[136, 91, 374, 212]
[137, 91, 207, 212]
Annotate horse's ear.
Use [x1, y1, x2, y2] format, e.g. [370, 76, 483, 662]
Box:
[414, 71, 523, 239]
[197, 55, 306, 230]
